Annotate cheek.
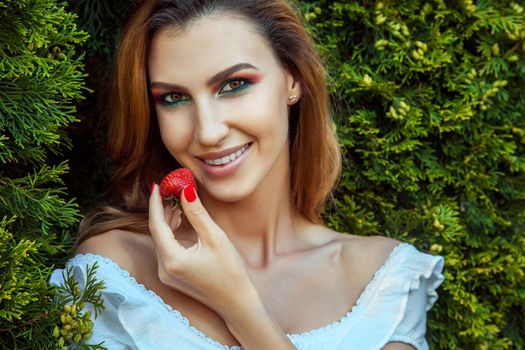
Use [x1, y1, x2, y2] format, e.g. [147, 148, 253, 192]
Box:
[238, 84, 289, 138]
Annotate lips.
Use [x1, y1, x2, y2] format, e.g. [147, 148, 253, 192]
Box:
[197, 142, 253, 177]
[203, 143, 251, 166]
[197, 142, 252, 165]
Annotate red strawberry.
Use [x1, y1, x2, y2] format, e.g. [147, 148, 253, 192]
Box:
[159, 168, 196, 202]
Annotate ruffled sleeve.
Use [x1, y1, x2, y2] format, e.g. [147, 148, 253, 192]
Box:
[386, 245, 444, 350]
[316, 243, 444, 350]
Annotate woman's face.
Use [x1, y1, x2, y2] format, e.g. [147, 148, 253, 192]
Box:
[148, 14, 300, 201]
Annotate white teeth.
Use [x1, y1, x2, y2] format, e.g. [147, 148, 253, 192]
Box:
[204, 144, 249, 166]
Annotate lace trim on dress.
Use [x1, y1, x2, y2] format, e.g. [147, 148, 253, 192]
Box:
[287, 242, 407, 342]
[66, 254, 243, 350]
[67, 242, 409, 350]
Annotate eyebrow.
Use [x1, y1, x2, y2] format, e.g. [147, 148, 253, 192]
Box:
[149, 63, 258, 91]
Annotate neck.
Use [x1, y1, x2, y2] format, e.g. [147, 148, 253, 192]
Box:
[199, 153, 311, 269]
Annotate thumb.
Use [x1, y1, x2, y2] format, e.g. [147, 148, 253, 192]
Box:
[180, 184, 223, 243]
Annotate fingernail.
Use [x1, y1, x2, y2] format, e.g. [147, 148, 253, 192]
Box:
[183, 184, 196, 202]
[150, 182, 156, 195]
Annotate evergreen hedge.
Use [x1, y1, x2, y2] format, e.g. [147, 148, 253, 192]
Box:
[1, 0, 524, 349]
[0, 0, 93, 348]
[299, 1, 525, 348]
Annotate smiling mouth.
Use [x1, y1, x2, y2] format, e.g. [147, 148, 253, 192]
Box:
[203, 143, 252, 166]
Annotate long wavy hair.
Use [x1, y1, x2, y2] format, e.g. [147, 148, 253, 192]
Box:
[77, 0, 341, 245]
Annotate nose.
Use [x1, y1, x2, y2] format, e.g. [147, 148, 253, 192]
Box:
[193, 99, 229, 146]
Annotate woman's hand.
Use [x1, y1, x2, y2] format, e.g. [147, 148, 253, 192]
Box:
[148, 183, 255, 316]
[149, 183, 296, 349]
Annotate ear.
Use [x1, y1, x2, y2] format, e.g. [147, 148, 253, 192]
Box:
[285, 69, 302, 106]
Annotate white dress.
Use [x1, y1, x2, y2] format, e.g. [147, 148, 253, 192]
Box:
[50, 242, 445, 350]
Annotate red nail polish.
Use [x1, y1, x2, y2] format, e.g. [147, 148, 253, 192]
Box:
[150, 182, 155, 195]
[183, 184, 196, 202]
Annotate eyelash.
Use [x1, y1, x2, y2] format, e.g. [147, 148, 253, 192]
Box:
[158, 78, 253, 108]
[220, 77, 255, 95]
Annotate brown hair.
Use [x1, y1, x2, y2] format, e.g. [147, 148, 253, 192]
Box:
[77, 0, 341, 244]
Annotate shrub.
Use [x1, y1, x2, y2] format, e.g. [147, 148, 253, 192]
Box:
[299, 0, 525, 348]
[0, 0, 91, 348]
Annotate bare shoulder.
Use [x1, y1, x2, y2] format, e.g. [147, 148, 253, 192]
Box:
[333, 233, 402, 290]
[344, 234, 400, 257]
[303, 225, 400, 266]
[339, 234, 401, 268]
[75, 230, 155, 278]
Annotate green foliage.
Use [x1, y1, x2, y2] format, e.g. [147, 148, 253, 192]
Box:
[0, 0, 88, 162]
[0, 216, 40, 322]
[53, 263, 105, 349]
[0, 0, 103, 349]
[298, 0, 525, 348]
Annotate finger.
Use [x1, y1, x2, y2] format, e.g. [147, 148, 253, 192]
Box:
[164, 204, 182, 232]
[149, 183, 184, 256]
[163, 202, 173, 223]
[180, 184, 225, 244]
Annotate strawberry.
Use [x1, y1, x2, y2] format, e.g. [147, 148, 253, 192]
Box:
[159, 168, 196, 203]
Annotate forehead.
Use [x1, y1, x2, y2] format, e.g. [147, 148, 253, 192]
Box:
[148, 14, 281, 82]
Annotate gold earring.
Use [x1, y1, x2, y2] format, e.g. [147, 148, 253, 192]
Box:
[288, 95, 298, 104]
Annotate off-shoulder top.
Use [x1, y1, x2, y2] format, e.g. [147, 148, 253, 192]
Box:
[49, 242, 445, 350]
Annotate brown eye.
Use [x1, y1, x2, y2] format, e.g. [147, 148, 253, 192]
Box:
[165, 93, 184, 102]
[160, 93, 190, 107]
[219, 79, 250, 94]
[229, 80, 241, 89]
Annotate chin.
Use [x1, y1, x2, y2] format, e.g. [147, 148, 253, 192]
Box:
[203, 180, 256, 203]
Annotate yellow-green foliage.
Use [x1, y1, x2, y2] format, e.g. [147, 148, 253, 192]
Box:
[53, 263, 105, 349]
[0, 0, 94, 349]
[299, 0, 525, 348]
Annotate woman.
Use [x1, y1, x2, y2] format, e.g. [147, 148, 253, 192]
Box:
[51, 0, 444, 349]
